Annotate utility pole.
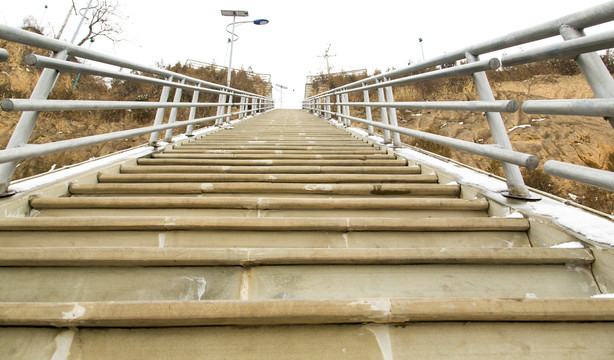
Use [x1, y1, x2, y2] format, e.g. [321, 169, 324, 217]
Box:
[56, 2, 77, 40]
[318, 44, 336, 77]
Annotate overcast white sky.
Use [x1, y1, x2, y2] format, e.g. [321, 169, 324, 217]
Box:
[3, 0, 614, 108]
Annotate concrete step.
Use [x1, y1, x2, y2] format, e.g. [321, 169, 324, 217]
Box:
[0, 263, 598, 302]
[0, 216, 530, 231]
[0, 247, 593, 266]
[152, 152, 397, 160]
[97, 173, 439, 183]
[0, 230, 531, 249]
[68, 182, 461, 196]
[123, 164, 418, 174]
[163, 148, 389, 154]
[30, 196, 489, 218]
[137, 158, 408, 166]
[3, 322, 613, 359]
[30, 196, 489, 210]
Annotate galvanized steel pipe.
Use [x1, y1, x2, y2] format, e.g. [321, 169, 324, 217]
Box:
[522, 98, 614, 117]
[544, 160, 614, 191]
[336, 100, 519, 113]
[335, 114, 539, 169]
[502, 28, 614, 67]
[0, 99, 229, 112]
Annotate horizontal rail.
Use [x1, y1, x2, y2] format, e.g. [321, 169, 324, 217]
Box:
[522, 98, 614, 117]
[0, 24, 263, 98]
[544, 160, 614, 191]
[331, 113, 539, 169]
[0, 113, 233, 164]
[335, 100, 519, 113]
[309, 2, 614, 95]
[502, 28, 614, 67]
[0, 48, 7, 62]
[26, 55, 255, 98]
[329, 58, 500, 96]
[1, 99, 229, 112]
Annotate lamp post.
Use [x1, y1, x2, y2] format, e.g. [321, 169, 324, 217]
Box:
[221, 10, 269, 88]
[275, 83, 288, 108]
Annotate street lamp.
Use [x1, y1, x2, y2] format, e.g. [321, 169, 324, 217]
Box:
[274, 83, 288, 108]
[221, 10, 269, 87]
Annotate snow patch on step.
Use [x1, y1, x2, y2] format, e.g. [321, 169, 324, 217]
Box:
[304, 184, 333, 192]
[180, 276, 207, 300]
[51, 329, 76, 360]
[349, 298, 392, 314]
[62, 303, 86, 320]
[550, 241, 584, 249]
[363, 324, 394, 360]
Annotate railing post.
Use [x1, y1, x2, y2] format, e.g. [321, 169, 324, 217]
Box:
[238, 96, 245, 119]
[362, 85, 375, 136]
[225, 93, 234, 123]
[384, 80, 402, 147]
[466, 52, 537, 200]
[335, 93, 344, 126]
[251, 97, 257, 116]
[342, 93, 351, 127]
[0, 49, 67, 195]
[215, 93, 226, 126]
[318, 97, 326, 116]
[163, 79, 185, 141]
[325, 96, 331, 120]
[149, 76, 173, 145]
[560, 25, 614, 128]
[376, 80, 392, 143]
[184, 85, 200, 137]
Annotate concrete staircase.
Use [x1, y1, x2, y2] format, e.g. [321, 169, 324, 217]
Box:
[0, 110, 613, 359]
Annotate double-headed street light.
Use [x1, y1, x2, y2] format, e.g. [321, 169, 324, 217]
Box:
[221, 10, 269, 87]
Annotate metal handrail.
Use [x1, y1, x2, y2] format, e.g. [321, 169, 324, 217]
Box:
[304, 1, 614, 194]
[0, 24, 274, 195]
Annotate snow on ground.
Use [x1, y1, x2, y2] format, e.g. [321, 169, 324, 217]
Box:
[508, 124, 532, 132]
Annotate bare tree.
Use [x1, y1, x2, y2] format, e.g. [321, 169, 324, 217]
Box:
[75, 0, 123, 46]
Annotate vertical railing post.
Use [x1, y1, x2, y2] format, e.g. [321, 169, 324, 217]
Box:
[215, 93, 226, 126]
[149, 76, 173, 145]
[560, 25, 614, 128]
[251, 97, 257, 116]
[325, 96, 331, 120]
[225, 93, 234, 124]
[163, 79, 185, 141]
[362, 85, 375, 136]
[335, 93, 344, 126]
[185, 85, 200, 137]
[238, 96, 246, 119]
[342, 93, 351, 127]
[376, 80, 392, 143]
[384, 81, 402, 147]
[466, 52, 536, 200]
[0, 49, 67, 195]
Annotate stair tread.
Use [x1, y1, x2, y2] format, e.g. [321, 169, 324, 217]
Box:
[30, 196, 489, 210]
[1, 298, 613, 327]
[98, 173, 439, 183]
[0, 247, 592, 266]
[0, 216, 530, 231]
[69, 182, 460, 196]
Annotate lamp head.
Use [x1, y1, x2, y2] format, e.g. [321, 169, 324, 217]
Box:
[253, 19, 269, 25]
